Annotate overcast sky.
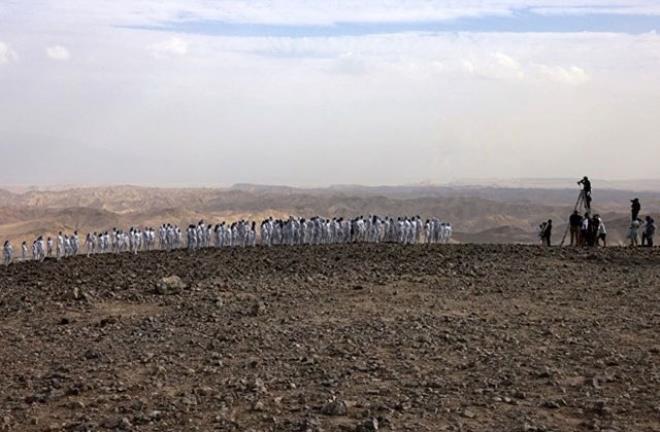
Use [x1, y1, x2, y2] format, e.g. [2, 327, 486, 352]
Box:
[1, 1, 659, 186]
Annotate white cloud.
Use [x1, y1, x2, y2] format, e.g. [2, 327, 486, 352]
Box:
[493, 52, 525, 79]
[462, 59, 477, 75]
[46, 45, 71, 61]
[0, 3, 659, 184]
[450, 51, 585, 84]
[332, 51, 369, 75]
[494, 52, 521, 71]
[5, 0, 660, 34]
[531, 5, 660, 16]
[148, 37, 188, 58]
[533, 64, 590, 85]
[0, 41, 17, 64]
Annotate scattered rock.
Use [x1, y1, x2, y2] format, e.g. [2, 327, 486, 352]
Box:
[355, 417, 379, 432]
[155, 275, 186, 295]
[297, 417, 322, 432]
[0, 245, 655, 431]
[83, 349, 101, 360]
[594, 400, 612, 416]
[251, 377, 268, 394]
[542, 399, 565, 409]
[252, 400, 265, 411]
[250, 300, 267, 316]
[101, 416, 132, 430]
[321, 399, 348, 416]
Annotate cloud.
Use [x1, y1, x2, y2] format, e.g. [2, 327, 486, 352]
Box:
[332, 51, 369, 75]
[455, 51, 586, 84]
[493, 52, 525, 78]
[0, 41, 17, 64]
[148, 1, 660, 25]
[494, 52, 521, 70]
[531, 5, 660, 16]
[7, 0, 660, 34]
[461, 59, 477, 75]
[533, 64, 590, 85]
[46, 45, 71, 61]
[148, 37, 188, 58]
[0, 4, 659, 184]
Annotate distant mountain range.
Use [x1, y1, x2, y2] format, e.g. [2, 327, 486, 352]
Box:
[448, 178, 660, 192]
[0, 183, 657, 246]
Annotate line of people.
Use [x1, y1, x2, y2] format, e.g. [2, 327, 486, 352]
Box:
[3, 215, 453, 265]
[185, 216, 453, 249]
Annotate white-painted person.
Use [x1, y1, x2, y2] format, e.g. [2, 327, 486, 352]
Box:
[36, 236, 46, 261]
[72, 231, 80, 255]
[3, 240, 13, 266]
[64, 235, 72, 257]
[57, 232, 65, 259]
[85, 233, 94, 256]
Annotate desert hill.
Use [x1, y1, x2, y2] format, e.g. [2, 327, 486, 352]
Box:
[0, 184, 657, 245]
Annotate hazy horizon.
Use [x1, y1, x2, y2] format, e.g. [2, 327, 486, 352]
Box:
[1, 1, 659, 186]
[3, 177, 660, 193]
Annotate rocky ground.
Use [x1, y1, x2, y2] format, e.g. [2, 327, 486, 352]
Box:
[0, 244, 658, 432]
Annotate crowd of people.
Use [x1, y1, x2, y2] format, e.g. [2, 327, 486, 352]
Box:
[627, 200, 655, 247]
[3, 176, 657, 265]
[2, 216, 453, 265]
[567, 212, 608, 247]
[539, 177, 656, 248]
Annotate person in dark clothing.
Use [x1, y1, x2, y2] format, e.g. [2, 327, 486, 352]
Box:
[588, 215, 600, 247]
[577, 176, 592, 210]
[580, 212, 590, 247]
[642, 216, 655, 247]
[631, 198, 641, 221]
[541, 219, 552, 246]
[569, 210, 582, 246]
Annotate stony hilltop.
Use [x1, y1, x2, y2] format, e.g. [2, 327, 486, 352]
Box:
[0, 243, 658, 431]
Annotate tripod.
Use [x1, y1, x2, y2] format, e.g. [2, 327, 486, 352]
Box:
[559, 190, 591, 247]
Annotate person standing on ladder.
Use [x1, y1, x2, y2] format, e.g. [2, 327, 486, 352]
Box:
[577, 176, 592, 210]
[631, 198, 641, 221]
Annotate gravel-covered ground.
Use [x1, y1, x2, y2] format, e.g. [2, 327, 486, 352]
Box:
[0, 244, 658, 432]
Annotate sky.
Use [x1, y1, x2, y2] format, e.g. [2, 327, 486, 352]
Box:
[0, 1, 659, 186]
